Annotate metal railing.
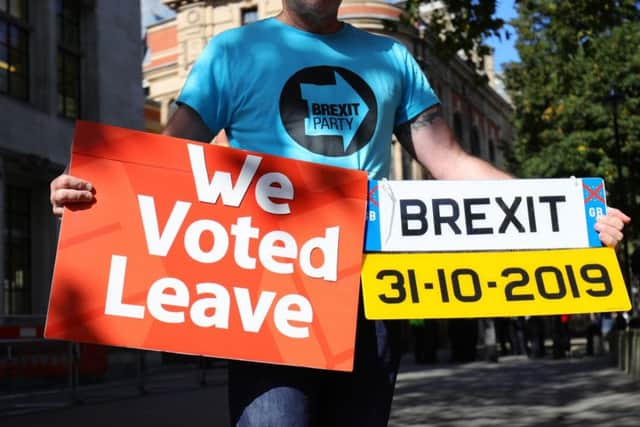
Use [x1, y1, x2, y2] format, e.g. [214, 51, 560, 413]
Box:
[0, 315, 225, 416]
[611, 329, 640, 380]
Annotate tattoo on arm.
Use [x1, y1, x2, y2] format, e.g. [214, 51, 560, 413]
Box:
[393, 105, 444, 159]
[410, 107, 444, 130]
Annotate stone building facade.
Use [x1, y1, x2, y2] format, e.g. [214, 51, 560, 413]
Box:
[143, 0, 514, 181]
[0, 0, 143, 316]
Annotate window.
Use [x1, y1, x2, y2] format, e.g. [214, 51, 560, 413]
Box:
[241, 7, 258, 25]
[470, 126, 481, 156]
[0, 0, 29, 100]
[3, 186, 31, 315]
[488, 139, 496, 163]
[57, 0, 82, 119]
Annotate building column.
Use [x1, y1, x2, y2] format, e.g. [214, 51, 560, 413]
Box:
[175, 1, 208, 79]
[28, 0, 57, 115]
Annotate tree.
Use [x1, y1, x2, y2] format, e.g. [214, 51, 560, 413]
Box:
[503, 1, 640, 231]
[409, 1, 639, 235]
[408, 1, 639, 249]
[404, 0, 507, 74]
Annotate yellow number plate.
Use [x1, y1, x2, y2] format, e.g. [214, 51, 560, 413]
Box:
[361, 248, 630, 319]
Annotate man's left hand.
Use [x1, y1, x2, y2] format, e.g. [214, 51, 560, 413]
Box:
[595, 207, 631, 248]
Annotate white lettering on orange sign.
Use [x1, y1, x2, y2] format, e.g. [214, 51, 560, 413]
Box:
[103, 144, 341, 340]
[104, 255, 313, 338]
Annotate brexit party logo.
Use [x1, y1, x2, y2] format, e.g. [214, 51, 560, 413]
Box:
[280, 66, 377, 157]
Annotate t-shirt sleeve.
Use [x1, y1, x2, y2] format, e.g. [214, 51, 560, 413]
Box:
[176, 37, 232, 135]
[394, 44, 440, 126]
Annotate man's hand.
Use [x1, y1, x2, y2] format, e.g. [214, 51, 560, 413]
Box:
[595, 207, 631, 248]
[50, 105, 210, 219]
[50, 174, 95, 217]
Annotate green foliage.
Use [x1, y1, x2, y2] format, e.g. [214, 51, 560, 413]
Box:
[503, 0, 640, 245]
[503, 1, 639, 189]
[404, 0, 506, 73]
[406, 1, 640, 245]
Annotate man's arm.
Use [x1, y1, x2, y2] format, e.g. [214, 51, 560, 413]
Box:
[394, 105, 511, 180]
[50, 104, 213, 217]
[162, 104, 214, 142]
[393, 105, 630, 246]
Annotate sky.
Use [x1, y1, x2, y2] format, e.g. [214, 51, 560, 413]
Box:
[486, 0, 520, 74]
[140, 0, 174, 29]
[140, 0, 520, 74]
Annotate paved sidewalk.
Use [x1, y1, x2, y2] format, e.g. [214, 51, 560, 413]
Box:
[390, 355, 640, 427]
[1, 354, 638, 426]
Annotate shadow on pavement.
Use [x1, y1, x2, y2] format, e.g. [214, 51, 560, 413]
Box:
[390, 354, 640, 427]
[2, 353, 638, 427]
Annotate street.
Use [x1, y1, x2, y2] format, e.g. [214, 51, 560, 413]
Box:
[1, 354, 638, 427]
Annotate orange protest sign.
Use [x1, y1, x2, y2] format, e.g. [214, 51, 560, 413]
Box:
[45, 121, 368, 372]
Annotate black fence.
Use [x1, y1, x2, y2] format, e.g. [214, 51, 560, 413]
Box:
[611, 329, 640, 380]
[0, 316, 225, 417]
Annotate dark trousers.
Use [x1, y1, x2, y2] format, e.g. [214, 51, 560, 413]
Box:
[228, 300, 403, 427]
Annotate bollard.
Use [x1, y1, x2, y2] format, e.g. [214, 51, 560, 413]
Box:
[617, 332, 625, 370]
[630, 331, 636, 378]
[626, 331, 633, 374]
[632, 331, 640, 380]
[593, 334, 603, 356]
[608, 332, 617, 365]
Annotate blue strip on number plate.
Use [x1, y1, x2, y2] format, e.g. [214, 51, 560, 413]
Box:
[364, 180, 381, 251]
[582, 177, 607, 248]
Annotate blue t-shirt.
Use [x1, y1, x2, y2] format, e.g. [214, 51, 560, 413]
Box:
[178, 18, 439, 179]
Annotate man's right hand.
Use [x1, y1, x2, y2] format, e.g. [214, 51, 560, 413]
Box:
[50, 174, 95, 217]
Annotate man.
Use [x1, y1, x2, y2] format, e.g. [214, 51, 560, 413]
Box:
[50, 0, 630, 425]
